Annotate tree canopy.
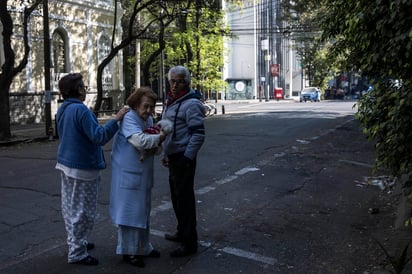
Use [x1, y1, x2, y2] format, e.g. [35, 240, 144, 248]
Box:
[288, 0, 412, 190]
[121, 0, 229, 102]
[319, 0, 412, 190]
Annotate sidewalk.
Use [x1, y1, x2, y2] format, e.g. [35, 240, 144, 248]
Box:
[0, 124, 49, 146]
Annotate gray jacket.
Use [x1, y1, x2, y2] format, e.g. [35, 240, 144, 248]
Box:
[162, 89, 205, 160]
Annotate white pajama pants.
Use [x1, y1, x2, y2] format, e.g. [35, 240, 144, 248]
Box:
[60, 173, 100, 263]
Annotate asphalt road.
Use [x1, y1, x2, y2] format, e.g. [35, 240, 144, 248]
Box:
[1, 100, 406, 273]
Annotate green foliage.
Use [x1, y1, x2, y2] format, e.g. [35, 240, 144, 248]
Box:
[121, 0, 228, 93]
[162, 5, 228, 92]
[321, 0, 412, 190]
[356, 81, 412, 187]
[281, 0, 340, 89]
[297, 38, 330, 88]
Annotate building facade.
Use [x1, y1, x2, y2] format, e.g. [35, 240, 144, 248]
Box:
[223, 0, 303, 101]
[2, 0, 124, 125]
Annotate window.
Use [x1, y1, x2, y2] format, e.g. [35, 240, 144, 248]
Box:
[98, 35, 113, 89]
[52, 30, 67, 73]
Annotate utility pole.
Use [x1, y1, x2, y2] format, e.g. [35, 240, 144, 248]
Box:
[43, 0, 52, 138]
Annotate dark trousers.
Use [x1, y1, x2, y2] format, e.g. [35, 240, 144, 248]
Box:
[168, 152, 198, 250]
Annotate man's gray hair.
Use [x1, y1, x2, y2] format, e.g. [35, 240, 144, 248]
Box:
[168, 65, 191, 84]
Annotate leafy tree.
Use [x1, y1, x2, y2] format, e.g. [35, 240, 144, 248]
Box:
[320, 0, 412, 191]
[163, 1, 228, 98]
[95, 0, 175, 112]
[0, 0, 234, 141]
[0, 0, 42, 140]
[289, 0, 412, 192]
[296, 37, 329, 89]
[280, 0, 334, 89]
[122, 0, 229, 102]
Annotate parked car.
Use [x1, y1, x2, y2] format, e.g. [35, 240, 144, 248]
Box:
[300, 87, 321, 102]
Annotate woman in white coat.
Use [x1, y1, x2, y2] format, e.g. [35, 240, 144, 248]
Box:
[110, 87, 166, 267]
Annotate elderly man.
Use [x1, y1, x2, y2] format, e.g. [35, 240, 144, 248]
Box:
[161, 65, 206, 257]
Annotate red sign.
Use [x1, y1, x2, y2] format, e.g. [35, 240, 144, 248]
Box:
[270, 64, 280, 77]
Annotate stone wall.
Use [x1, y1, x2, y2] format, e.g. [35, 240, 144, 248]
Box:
[9, 89, 124, 125]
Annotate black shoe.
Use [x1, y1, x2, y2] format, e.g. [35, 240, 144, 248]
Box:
[86, 243, 95, 251]
[170, 246, 197, 257]
[69, 255, 99, 265]
[123, 255, 145, 267]
[165, 233, 182, 242]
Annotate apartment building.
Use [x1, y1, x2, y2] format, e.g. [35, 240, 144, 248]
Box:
[223, 0, 302, 100]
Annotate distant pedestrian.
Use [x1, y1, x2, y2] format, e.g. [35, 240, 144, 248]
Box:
[161, 65, 205, 257]
[109, 87, 169, 267]
[55, 73, 128, 265]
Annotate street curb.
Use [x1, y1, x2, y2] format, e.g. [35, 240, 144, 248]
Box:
[0, 136, 50, 146]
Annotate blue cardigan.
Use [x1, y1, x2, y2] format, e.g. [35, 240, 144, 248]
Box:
[56, 98, 119, 170]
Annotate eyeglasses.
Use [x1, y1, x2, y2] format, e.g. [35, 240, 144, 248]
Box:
[169, 79, 186, 85]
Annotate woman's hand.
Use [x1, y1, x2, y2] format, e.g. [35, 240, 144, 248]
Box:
[114, 106, 129, 121]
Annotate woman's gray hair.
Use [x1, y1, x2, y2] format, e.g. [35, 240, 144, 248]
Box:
[168, 65, 191, 84]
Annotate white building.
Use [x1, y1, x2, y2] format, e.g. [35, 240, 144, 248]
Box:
[1, 0, 124, 125]
[223, 0, 302, 100]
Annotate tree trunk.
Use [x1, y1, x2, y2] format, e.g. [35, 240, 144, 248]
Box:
[0, 76, 12, 140]
[0, 1, 42, 140]
[0, 3, 15, 140]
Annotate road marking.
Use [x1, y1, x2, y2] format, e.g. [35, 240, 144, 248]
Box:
[296, 139, 310, 144]
[151, 201, 173, 217]
[196, 185, 216, 195]
[150, 229, 276, 266]
[148, 118, 355, 269]
[235, 167, 260, 175]
[150, 228, 166, 238]
[151, 167, 259, 217]
[219, 246, 277, 266]
[149, 167, 278, 266]
[215, 175, 238, 185]
[238, 103, 262, 108]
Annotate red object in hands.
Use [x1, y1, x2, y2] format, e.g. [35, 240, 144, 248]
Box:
[144, 125, 161, 134]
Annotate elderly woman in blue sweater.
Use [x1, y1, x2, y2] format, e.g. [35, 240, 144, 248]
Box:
[55, 73, 128, 265]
